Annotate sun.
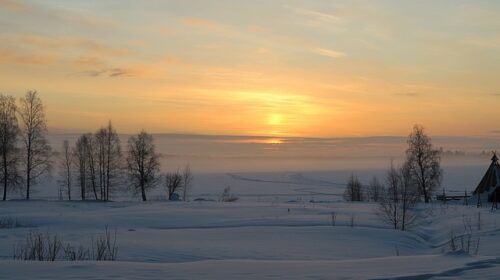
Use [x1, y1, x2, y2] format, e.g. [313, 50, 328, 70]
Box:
[267, 113, 283, 126]
[265, 138, 283, 144]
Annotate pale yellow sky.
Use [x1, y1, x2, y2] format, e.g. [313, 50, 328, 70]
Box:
[0, 0, 499, 137]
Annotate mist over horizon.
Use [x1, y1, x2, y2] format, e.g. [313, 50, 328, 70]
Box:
[46, 132, 500, 174]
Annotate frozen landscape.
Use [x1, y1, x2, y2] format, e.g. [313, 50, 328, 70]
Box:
[1, 190, 500, 279]
[2, 0, 500, 279]
[0, 134, 499, 279]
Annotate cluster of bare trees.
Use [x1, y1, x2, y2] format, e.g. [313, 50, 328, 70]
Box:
[378, 162, 420, 230]
[1, 90, 194, 202]
[164, 165, 193, 201]
[60, 122, 122, 201]
[0, 91, 52, 201]
[344, 174, 383, 202]
[379, 125, 442, 230]
[344, 174, 364, 202]
[124, 132, 192, 201]
[60, 129, 193, 202]
[343, 125, 442, 230]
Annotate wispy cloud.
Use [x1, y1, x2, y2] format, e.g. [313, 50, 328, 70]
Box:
[18, 35, 130, 56]
[73, 55, 178, 79]
[77, 68, 127, 78]
[180, 17, 222, 30]
[1, 0, 117, 29]
[60, 13, 117, 28]
[295, 9, 342, 25]
[0, 48, 53, 65]
[311, 48, 346, 59]
[0, 0, 31, 12]
[395, 92, 421, 97]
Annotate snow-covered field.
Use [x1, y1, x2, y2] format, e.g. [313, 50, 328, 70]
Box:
[1, 194, 500, 279]
[1, 135, 499, 279]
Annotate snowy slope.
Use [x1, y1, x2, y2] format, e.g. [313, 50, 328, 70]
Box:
[0, 197, 499, 279]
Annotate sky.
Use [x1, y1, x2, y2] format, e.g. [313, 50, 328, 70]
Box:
[0, 0, 499, 137]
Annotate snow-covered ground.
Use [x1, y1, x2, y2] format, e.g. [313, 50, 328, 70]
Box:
[1, 196, 499, 279]
[1, 134, 498, 279]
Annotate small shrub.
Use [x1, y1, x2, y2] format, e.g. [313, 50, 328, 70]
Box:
[13, 232, 62, 261]
[13, 227, 118, 261]
[92, 226, 118, 261]
[63, 244, 90, 261]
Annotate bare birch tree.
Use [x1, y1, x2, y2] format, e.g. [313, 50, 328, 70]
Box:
[367, 176, 383, 202]
[0, 95, 21, 200]
[18, 91, 52, 200]
[379, 163, 401, 230]
[84, 133, 98, 200]
[58, 140, 73, 200]
[399, 162, 420, 230]
[73, 134, 89, 200]
[165, 171, 182, 200]
[406, 125, 442, 203]
[94, 122, 121, 201]
[181, 164, 193, 201]
[344, 174, 364, 202]
[378, 162, 420, 231]
[126, 131, 160, 201]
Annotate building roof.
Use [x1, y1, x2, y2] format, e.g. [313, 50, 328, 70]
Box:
[474, 152, 500, 195]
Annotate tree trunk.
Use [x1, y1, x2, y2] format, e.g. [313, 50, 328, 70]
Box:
[26, 136, 31, 200]
[26, 168, 30, 200]
[141, 183, 147, 201]
[3, 150, 7, 201]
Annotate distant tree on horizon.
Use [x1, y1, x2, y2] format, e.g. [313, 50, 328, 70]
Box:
[366, 176, 383, 202]
[181, 164, 193, 201]
[18, 91, 52, 200]
[344, 174, 364, 202]
[126, 131, 160, 201]
[405, 125, 442, 203]
[0, 94, 22, 200]
[165, 171, 182, 200]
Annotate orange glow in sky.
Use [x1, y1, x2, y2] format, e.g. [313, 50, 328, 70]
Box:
[1, 0, 499, 137]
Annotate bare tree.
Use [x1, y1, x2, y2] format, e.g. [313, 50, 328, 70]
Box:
[126, 131, 160, 201]
[94, 122, 121, 201]
[165, 171, 182, 200]
[181, 164, 193, 201]
[406, 125, 442, 203]
[0, 95, 21, 200]
[344, 174, 364, 202]
[58, 140, 73, 200]
[367, 176, 383, 202]
[83, 133, 98, 200]
[378, 162, 419, 231]
[73, 134, 90, 200]
[399, 162, 420, 230]
[379, 163, 401, 230]
[18, 91, 52, 200]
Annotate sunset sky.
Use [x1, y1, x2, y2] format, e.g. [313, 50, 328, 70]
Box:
[1, 0, 499, 137]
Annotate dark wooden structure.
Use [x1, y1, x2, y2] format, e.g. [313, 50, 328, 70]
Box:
[473, 152, 500, 204]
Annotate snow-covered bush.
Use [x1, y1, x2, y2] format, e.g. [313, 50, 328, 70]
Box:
[220, 186, 238, 202]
